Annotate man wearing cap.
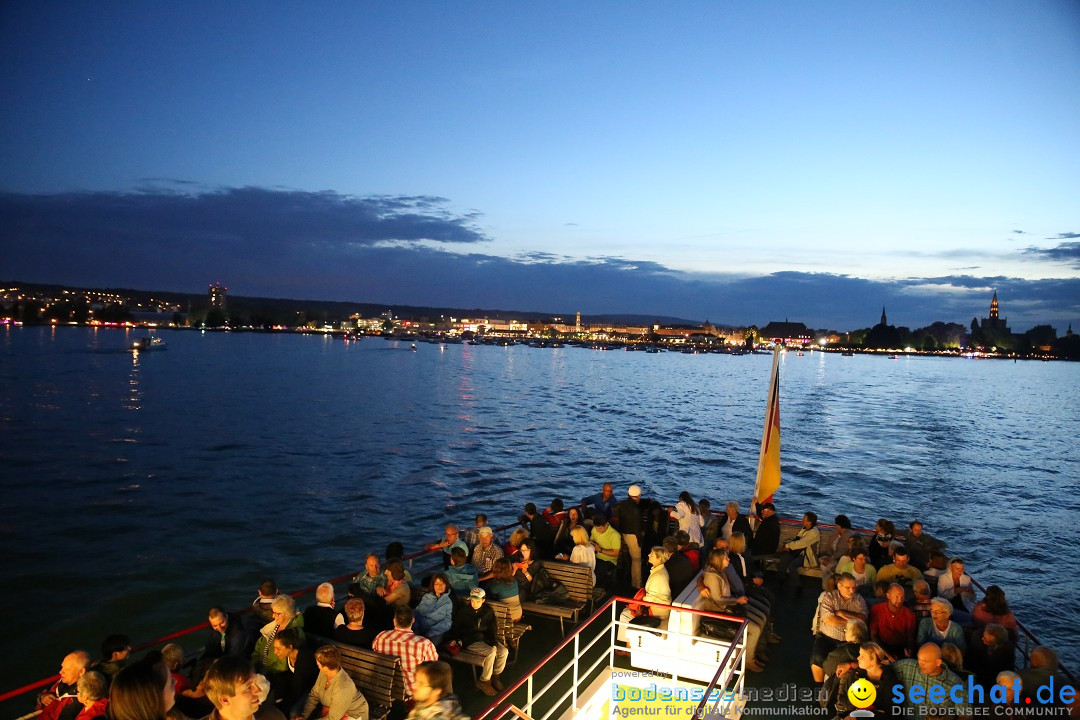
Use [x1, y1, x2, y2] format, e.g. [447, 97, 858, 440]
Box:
[445, 588, 508, 697]
[372, 606, 439, 697]
[470, 526, 504, 580]
[613, 485, 646, 588]
[750, 502, 780, 558]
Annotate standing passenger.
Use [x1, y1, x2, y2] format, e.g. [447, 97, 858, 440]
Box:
[614, 485, 646, 588]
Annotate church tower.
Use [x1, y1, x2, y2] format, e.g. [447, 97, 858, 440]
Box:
[880, 306, 887, 326]
[989, 291, 999, 320]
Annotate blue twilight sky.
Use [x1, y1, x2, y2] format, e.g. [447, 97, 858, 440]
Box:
[2, 1, 1079, 331]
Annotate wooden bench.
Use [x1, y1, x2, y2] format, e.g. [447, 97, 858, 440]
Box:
[519, 560, 594, 635]
[487, 598, 531, 663]
[334, 642, 407, 720]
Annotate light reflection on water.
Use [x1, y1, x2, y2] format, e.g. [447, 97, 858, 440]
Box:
[0, 326, 1078, 698]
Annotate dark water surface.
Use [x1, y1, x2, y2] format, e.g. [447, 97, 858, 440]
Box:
[2, 326, 1078, 702]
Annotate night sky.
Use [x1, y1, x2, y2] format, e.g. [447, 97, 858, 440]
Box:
[2, 2, 1078, 331]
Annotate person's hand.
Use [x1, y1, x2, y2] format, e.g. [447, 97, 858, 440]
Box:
[737, 596, 748, 605]
[40, 695, 57, 708]
[376, 587, 387, 597]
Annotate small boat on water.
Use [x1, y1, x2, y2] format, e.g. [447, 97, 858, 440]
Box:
[131, 336, 166, 352]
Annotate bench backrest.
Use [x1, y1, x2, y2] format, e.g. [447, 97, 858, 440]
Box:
[334, 643, 407, 710]
[484, 599, 515, 642]
[538, 560, 594, 602]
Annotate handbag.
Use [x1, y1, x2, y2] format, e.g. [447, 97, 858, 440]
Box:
[626, 587, 648, 615]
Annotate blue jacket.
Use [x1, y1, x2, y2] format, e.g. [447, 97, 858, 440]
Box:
[446, 564, 479, 596]
[414, 591, 454, 642]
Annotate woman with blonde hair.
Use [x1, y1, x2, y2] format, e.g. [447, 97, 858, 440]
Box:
[617, 547, 671, 641]
[834, 641, 895, 717]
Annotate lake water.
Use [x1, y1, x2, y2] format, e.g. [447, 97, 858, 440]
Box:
[2, 326, 1078, 705]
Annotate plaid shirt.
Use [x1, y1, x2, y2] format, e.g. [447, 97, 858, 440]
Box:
[818, 589, 868, 641]
[892, 659, 969, 714]
[373, 629, 438, 694]
[353, 571, 387, 595]
[471, 542, 504, 574]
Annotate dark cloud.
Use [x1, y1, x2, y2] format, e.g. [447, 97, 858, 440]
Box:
[0, 187, 488, 256]
[1023, 241, 1080, 267]
[1047, 232, 1080, 240]
[1, 187, 1076, 332]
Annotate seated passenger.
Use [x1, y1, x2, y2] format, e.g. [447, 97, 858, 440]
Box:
[377, 560, 411, 609]
[868, 519, 895, 569]
[908, 580, 933, 622]
[471, 526, 505, 580]
[460, 513, 497, 549]
[271, 628, 318, 719]
[520, 504, 555, 558]
[818, 514, 854, 581]
[511, 539, 545, 600]
[484, 560, 522, 622]
[352, 554, 387, 598]
[109, 658, 177, 720]
[822, 619, 869, 678]
[1019, 646, 1067, 705]
[298, 646, 369, 720]
[728, 532, 776, 611]
[204, 655, 286, 720]
[833, 642, 896, 719]
[715, 500, 749, 546]
[37, 650, 91, 720]
[334, 598, 375, 649]
[302, 583, 338, 640]
[904, 520, 946, 571]
[870, 583, 916, 660]
[618, 547, 672, 643]
[921, 550, 948, 584]
[749, 502, 780, 558]
[444, 589, 507, 697]
[968, 623, 1015, 692]
[553, 506, 584, 556]
[373, 607, 439, 700]
[891, 644, 965, 716]
[698, 550, 764, 672]
[557, 526, 596, 582]
[413, 572, 455, 643]
[253, 595, 305, 673]
[542, 497, 567, 526]
[662, 536, 694, 598]
[407, 661, 468, 720]
[936, 557, 975, 610]
[810, 573, 867, 683]
[581, 483, 617, 525]
[73, 672, 108, 720]
[836, 542, 877, 593]
[446, 546, 479, 597]
[675, 531, 700, 572]
[916, 597, 967, 654]
[252, 579, 279, 624]
[780, 511, 821, 590]
[698, 499, 720, 551]
[970, 585, 1018, 639]
[384, 542, 414, 585]
[504, 527, 529, 558]
[939, 641, 973, 683]
[91, 634, 130, 684]
[426, 525, 469, 570]
[590, 514, 622, 591]
[160, 643, 192, 695]
[205, 607, 253, 660]
[876, 547, 923, 588]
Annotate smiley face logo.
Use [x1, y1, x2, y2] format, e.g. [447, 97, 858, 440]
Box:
[847, 678, 876, 709]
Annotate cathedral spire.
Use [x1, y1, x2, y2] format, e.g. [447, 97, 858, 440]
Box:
[881, 306, 887, 326]
[989, 291, 999, 320]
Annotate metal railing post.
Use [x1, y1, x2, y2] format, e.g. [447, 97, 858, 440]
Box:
[572, 634, 580, 711]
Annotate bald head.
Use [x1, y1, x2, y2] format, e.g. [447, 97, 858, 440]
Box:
[59, 651, 91, 685]
[916, 643, 944, 677]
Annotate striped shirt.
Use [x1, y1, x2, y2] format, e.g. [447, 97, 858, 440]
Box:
[372, 628, 438, 693]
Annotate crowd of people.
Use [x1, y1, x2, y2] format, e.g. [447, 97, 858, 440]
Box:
[32, 485, 1074, 720]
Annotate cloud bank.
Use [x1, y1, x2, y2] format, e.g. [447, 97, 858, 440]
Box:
[2, 187, 1077, 332]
